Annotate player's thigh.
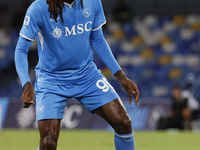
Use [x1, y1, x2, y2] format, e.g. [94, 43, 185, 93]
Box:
[94, 98, 132, 133]
[35, 82, 67, 121]
[76, 75, 119, 113]
[38, 119, 61, 141]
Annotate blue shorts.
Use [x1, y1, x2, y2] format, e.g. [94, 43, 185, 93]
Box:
[35, 73, 119, 121]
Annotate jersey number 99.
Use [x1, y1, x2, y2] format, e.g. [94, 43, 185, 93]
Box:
[96, 79, 110, 92]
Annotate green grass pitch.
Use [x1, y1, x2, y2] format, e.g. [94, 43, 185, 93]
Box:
[0, 129, 200, 150]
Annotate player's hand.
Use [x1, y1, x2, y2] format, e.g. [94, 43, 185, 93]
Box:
[115, 70, 140, 106]
[21, 82, 35, 108]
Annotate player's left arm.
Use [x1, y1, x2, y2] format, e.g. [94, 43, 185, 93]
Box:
[90, 28, 139, 105]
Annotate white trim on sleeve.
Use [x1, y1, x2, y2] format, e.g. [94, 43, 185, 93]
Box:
[20, 33, 34, 41]
[91, 21, 106, 31]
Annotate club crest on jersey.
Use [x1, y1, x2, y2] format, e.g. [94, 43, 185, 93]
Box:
[51, 26, 64, 40]
[83, 8, 91, 18]
[24, 16, 30, 26]
[37, 105, 45, 114]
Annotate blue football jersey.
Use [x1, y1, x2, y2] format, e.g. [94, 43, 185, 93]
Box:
[20, 0, 106, 84]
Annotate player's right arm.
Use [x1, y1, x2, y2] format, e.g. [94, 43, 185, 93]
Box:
[15, 1, 43, 108]
[15, 36, 35, 108]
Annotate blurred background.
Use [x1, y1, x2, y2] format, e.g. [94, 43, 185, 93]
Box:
[0, 0, 200, 132]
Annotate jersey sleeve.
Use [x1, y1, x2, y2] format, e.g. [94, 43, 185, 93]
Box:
[92, 0, 106, 31]
[90, 28, 121, 75]
[20, 1, 43, 41]
[15, 36, 33, 87]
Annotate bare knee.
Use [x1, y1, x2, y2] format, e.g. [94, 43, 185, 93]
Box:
[94, 99, 133, 134]
[114, 116, 132, 134]
[38, 120, 60, 150]
[40, 135, 57, 150]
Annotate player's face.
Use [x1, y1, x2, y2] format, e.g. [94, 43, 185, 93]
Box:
[172, 88, 181, 101]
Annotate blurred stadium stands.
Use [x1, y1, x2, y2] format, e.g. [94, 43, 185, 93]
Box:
[101, 15, 200, 99]
[0, 0, 200, 103]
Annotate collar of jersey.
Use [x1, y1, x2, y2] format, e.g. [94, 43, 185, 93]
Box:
[64, 0, 76, 9]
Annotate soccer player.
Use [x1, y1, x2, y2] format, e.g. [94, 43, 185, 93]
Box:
[14, 0, 140, 150]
